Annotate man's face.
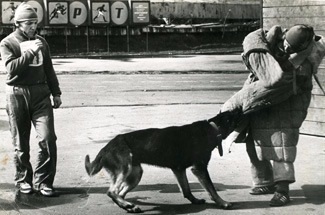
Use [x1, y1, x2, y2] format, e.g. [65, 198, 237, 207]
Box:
[18, 20, 38, 38]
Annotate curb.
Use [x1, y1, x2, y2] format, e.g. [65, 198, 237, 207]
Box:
[51, 48, 243, 59]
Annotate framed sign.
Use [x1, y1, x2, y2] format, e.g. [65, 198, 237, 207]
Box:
[69, 0, 88, 26]
[91, 1, 110, 25]
[1, 1, 21, 25]
[131, 1, 150, 25]
[110, 0, 129, 26]
[48, 1, 68, 25]
[26, 0, 45, 26]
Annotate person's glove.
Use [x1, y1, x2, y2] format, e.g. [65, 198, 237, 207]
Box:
[288, 41, 313, 69]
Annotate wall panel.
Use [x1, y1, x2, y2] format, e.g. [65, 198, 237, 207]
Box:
[263, 0, 325, 136]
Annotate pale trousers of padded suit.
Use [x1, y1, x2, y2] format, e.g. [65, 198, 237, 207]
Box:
[245, 131, 295, 187]
[6, 84, 57, 190]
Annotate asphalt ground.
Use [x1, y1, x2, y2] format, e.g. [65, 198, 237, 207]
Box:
[0, 55, 324, 215]
[0, 54, 246, 75]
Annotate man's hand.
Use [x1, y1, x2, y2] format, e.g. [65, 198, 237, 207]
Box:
[29, 39, 43, 54]
[53, 96, 62, 109]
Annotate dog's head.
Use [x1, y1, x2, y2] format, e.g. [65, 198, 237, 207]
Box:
[208, 110, 242, 139]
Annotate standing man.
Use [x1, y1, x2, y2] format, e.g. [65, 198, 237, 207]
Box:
[0, 3, 62, 197]
[222, 24, 324, 206]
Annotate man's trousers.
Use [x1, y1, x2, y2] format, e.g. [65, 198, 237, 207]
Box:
[245, 131, 295, 187]
[6, 84, 57, 190]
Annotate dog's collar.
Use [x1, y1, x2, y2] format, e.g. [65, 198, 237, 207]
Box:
[209, 121, 219, 131]
[209, 121, 223, 139]
[209, 121, 223, 156]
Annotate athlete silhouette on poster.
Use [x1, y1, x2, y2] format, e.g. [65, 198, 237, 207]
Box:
[50, 3, 66, 21]
[93, 4, 107, 22]
[92, 2, 109, 24]
[48, 2, 68, 24]
[2, 2, 18, 23]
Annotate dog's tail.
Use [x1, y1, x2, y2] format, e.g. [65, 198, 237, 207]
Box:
[85, 154, 103, 176]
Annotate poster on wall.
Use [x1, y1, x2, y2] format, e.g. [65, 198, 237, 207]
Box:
[131, 1, 150, 25]
[91, 1, 110, 25]
[109, 0, 129, 26]
[1, 1, 21, 25]
[26, 0, 45, 26]
[69, 0, 88, 26]
[48, 1, 68, 25]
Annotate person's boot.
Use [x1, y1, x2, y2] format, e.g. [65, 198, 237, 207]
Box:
[269, 181, 290, 207]
[249, 185, 276, 195]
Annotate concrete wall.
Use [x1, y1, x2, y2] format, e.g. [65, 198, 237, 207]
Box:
[263, 0, 325, 137]
[150, 0, 260, 23]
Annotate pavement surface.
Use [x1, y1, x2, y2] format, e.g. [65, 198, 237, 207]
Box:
[0, 54, 246, 74]
[0, 55, 324, 215]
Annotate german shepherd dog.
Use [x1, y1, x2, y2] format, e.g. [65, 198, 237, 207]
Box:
[85, 111, 241, 213]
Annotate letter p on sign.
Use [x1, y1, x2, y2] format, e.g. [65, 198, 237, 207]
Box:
[70, 1, 87, 26]
[73, 7, 82, 18]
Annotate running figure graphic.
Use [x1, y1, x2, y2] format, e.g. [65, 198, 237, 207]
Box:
[3, 2, 18, 21]
[93, 4, 107, 22]
[49, 3, 66, 21]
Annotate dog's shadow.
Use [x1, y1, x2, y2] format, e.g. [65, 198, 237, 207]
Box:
[129, 183, 259, 213]
[139, 182, 249, 192]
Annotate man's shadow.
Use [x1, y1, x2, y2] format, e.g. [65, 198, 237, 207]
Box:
[222, 184, 325, 211]
[293, 184, 325, 205]
[0, 183, 100, 211]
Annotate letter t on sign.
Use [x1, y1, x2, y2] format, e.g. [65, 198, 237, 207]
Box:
[110, 1, 129, 26]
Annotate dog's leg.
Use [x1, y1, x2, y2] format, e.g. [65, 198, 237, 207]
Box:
[172, 169, 206, 204]
[104, 150, 142, 213]
[191, 165, 232, 209]
[119, 164, 143, 198]
[107, 169, 142, 213]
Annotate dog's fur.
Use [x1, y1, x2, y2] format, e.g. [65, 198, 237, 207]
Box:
[85, 111, 240, 213]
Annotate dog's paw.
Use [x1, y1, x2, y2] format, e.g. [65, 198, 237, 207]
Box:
[191, 198, 206, 205]
[126, 205, 142, 213]
[220, 202, 233, 210]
